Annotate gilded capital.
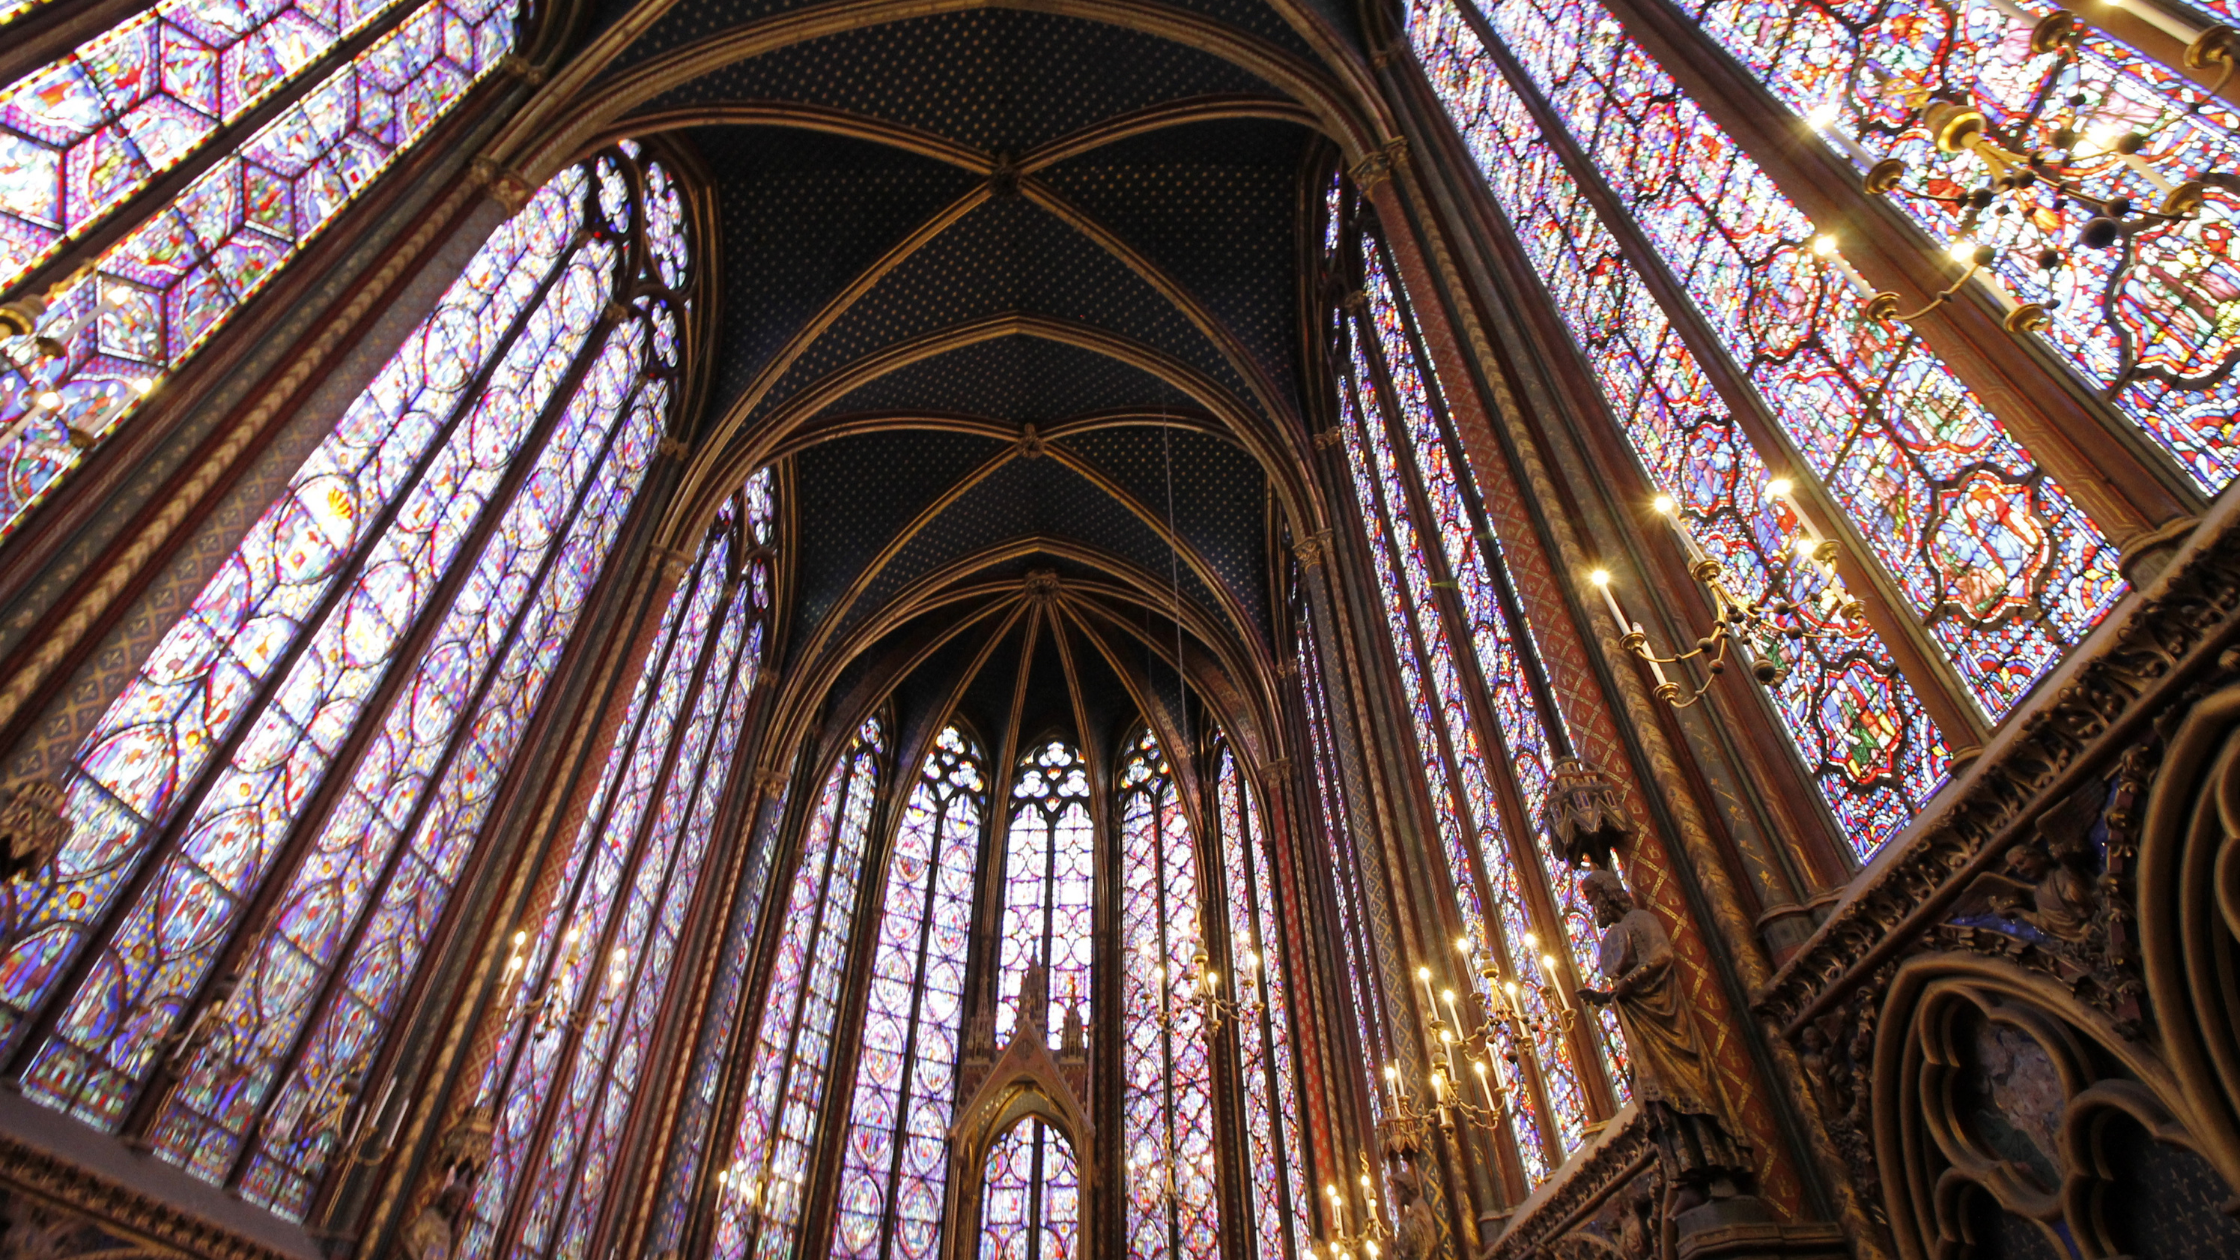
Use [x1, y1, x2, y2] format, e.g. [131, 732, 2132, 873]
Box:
[470, 156, 535, 214]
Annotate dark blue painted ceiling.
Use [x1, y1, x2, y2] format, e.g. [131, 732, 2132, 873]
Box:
[755, 195, 1261, 425]
[639, 11, 1284, 150]
[610, 0, 1330, 723]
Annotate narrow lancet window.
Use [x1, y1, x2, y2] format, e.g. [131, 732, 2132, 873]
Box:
[830, 724, 986, 1260]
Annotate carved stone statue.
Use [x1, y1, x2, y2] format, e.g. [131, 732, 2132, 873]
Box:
[1386, 1147, 1436, 1260]
[400, 1178, 473, 1260]
[1575, 869, 1753, 1209]
[435, 1103, 495, 1185]
[1973, 838, 2097, 942]
[0, 780, 68, 882]
[1966, 784, 2102, 944]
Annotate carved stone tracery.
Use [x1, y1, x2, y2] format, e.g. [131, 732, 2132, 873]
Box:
[1757, 541, 2240, 1260]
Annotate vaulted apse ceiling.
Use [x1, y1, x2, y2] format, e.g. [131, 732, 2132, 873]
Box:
[596, 0, 1352, 748]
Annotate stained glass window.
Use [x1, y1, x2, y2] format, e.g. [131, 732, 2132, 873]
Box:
[0, 146, 683, 1216]
[1361, 236, 1629, 1099]
[1212, 746, 1311, 1260]
[830, 724, 986, 1260]
[457, 526, 728, 1259]
[0, 0, 520, 543]
[465, 478, 777, 1260]
[1329, 241, 1595, 1176]
[1118, 728, 1218, 1260]
[1403, 1, 1960, 852]
[995, 741, 1092, 1043]
[650, 762, 787, 1257]
[712, 715, 886, 1260]
[978, 1119, 1080, 1260]
[1682, 0, 2240, 491]
[1458, 0, 2124, 730]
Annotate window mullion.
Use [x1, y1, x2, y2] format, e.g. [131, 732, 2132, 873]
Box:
[529, 572, 748, 1259]
[1234, 797, 1301, 1260]
[1342, 331, 1506, 961]
[1366, 235, 1574, 762]
[1173, 784, 1191, 1260]
[1340, 333, 1563, 1174]
[472, 543, 708, 1195]
[3, 235, 613, 1088]
[1356, 287, 1620, 1122]
[486, 540, 733, 1256]
[1355, 291, 1556, 900]
[467, 549, 719, 1249]
[743, 746, 860, 1259]
[183, 357, 656, 1186]
[1442, 0, 1989, 751]
[1300, 634, 1386, 1065]
[627, 590, 775, 1257]
[671, 774, 794, 1260]
[573, 586, 766, 1260]
[871, 780, 959, 1260]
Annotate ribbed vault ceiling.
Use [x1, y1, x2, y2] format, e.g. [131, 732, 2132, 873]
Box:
[580, 0, 1354, 755]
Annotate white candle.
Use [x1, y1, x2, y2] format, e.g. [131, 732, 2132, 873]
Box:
[1639, 634, 1670, 688]
[2118, 150, 2178, 193]
[1589, 569, 1628, 630]
[1654, 496, 1709, 565]
[1540, 953, 1574, 1014]
[1803, 106, 1877, 168]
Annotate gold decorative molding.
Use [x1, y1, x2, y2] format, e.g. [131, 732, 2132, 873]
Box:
[648, 544, 694, 580]
[1294, 528, 1333, 569]
[655, 435, 691, 461]
[0, 1131, 303, 1260]
[1481, 1108, 1653, 1260]
[494, 53, 546, 85]
[1349, 138, 1409, 193]
[468, 156, 534, 213]
[490, 0, 1388, 202]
